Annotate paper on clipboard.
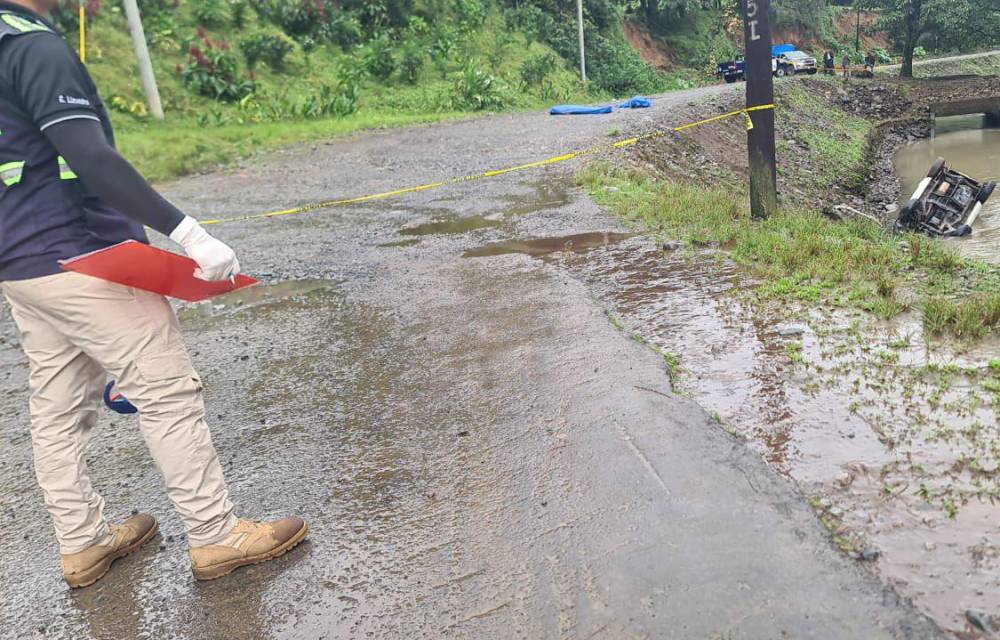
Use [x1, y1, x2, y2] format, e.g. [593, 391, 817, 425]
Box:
[60, 240, 258, 302]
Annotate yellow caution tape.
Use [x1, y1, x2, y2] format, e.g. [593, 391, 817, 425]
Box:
[201, 103, 776, 226]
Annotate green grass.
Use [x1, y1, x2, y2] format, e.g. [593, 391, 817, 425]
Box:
[118, 110, 471, 183]
[906, 234, 964, 272]
[577, 164, 747, 246]
[661, 350, 681, 385]
[777, 84, 872, 192]
[785, 341, 806, 364]
[922, 294, 1000, 338]
[82, 6, 604, 182]
[576, 76, 1000, 339]
[578, 160, 1000, 337]
[578, 161, 903, 289]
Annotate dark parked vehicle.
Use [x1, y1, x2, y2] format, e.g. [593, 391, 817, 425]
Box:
[894, 157, 996, 236]
[717, 56, 746, 83]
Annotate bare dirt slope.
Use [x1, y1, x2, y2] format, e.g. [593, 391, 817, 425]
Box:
[624, 20, 677, 71]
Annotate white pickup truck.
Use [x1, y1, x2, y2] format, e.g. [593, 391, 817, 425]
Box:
[773, 50, 818, 77]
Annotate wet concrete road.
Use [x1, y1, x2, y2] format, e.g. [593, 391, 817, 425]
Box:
[0, 86, 944, 638]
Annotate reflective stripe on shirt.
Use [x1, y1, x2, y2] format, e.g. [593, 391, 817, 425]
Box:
[57, 155, 76, 179]
[0, 160, 24, 186]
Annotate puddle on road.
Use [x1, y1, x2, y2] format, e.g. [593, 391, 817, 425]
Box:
[378, 238, 422, 248]
[496, 181, 572, 217]
[556, 237, 1000, 637]
[399, 215, 503, 236]
[394, 180, 572, 239]
[463, 232, 633, 258]
[177, 279, 338, 320]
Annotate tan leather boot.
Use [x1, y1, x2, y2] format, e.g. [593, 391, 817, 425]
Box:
[190, 517, 308, 581]
[61, 514, 159, 588]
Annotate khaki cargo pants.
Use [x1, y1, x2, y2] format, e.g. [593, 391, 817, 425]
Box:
[2, 271, 237, 554]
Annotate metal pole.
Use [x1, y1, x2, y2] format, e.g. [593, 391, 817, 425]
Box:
[576, 0, 587, 83]
[742, 0, 777, 219]
[122, 0, 164, 120]
[78, 0, 85, 62]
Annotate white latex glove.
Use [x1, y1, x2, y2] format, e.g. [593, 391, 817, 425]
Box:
[169, 216, 241, 282]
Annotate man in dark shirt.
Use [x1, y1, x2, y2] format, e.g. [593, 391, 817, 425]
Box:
[864, 52, 877, 75]
[0, 0, 307, 587]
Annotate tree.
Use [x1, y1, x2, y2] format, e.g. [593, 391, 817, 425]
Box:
[874, 0, 999, 78]
[771, 0, 828, 31]
[633, 0, 697, 29]
[928, 0, 1000, 54]
[885, 0, 930, 77]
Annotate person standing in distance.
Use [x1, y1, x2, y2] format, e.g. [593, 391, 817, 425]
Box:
[0, 0, 307, 587]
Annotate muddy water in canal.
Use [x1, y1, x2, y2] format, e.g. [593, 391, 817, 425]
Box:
[537, 237, 1000, 637]
[896, 115, 1000, 264]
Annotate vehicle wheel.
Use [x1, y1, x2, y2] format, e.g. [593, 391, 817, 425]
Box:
[927, 157, 945, 178]
[725, 75, 736, 84]
[807, 69, 817, 75]
[979, 181, 996, 204]
[775, 66, 787, 78]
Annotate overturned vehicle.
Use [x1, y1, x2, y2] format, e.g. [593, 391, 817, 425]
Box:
[894, 157, 996, 237]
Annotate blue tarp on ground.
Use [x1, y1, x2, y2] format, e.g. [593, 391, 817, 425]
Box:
[549, 96, 650, 116]
[549, 104, 614, 115]
[619, 95, 651, 109]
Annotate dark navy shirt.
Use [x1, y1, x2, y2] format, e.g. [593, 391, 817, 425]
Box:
[0, 3, 146, 281]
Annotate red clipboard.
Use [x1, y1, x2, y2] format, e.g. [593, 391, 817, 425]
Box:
[60, 240, 258, 302]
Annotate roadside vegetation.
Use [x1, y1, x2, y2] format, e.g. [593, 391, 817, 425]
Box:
[60, 0, 695, 182]
[57, 0, 997, 182]
[578, 80, 1000, 339]
[629, 0, 997, 77]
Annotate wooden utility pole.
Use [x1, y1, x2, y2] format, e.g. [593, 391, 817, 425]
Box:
[576, 0, 587, 83]
[122, 0, 164, 120]
[742, 0, 777, 219]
